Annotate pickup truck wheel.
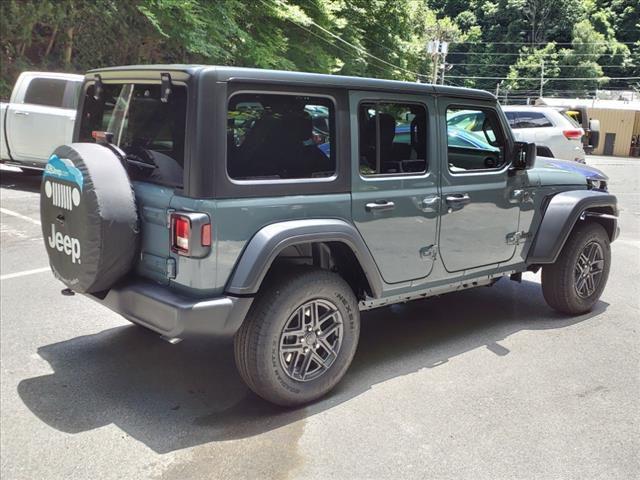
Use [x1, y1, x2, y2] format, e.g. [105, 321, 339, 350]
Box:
[234, 268, 360, 407]
[541, 222, 610, 315]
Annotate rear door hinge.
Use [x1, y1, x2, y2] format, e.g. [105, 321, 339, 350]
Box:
[420, 244, 438, 260]
[166, 257, 177, 279]
[166, 208, 175, 228]
[506, 231, 530, 245]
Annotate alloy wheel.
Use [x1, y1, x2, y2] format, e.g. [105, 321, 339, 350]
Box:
[574, 240, 605, 298]
[279, 299, 343, 382]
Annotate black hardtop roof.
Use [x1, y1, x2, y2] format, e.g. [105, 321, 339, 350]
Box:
[87, 64, 495, 101]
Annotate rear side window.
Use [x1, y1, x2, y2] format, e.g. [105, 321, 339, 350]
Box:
[358, 102, 427, 176]
[446, 106, 507, 172]
[508, 111, 553, 129]
[79, 82, 187, 187]
[227, 93, 336, 181]
[23, 78, 67, 107]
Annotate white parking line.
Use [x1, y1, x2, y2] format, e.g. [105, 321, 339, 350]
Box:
[0, 207, 41, 226]
[0, 267, 50, 281]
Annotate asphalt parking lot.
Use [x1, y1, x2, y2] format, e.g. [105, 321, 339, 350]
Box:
[1, 155, 638, 480]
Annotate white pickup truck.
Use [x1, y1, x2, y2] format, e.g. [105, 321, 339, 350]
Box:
[1, 72, 83, 172]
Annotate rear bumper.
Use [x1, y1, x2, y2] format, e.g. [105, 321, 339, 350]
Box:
[88, 279, 253, 338]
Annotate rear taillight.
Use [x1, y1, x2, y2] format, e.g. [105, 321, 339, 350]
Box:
[563, 129, 583, 140]
[170, 212, 211, 257]
[174, 216, 190, 253]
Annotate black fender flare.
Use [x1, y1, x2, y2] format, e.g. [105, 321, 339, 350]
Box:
[225, 219, 383, 297]
[527, 190, 618, 264]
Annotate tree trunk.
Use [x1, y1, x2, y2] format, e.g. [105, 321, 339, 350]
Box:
[64, 26, 74, 66]
[45, 25, 59, 58]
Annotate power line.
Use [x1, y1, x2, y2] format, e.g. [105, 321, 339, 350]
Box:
[285, 15, 397, 78]
[448, 51, 630, 56]
[447, 75, 640, 80]
[448, 63, 632, 68]
[268, 0, 429, 80]
[452, 41, 638, 45]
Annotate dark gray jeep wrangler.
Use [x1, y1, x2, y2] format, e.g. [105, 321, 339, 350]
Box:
[40, 65, 618, 406]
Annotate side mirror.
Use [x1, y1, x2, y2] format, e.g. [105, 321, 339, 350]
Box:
[512, 141, 536, 170]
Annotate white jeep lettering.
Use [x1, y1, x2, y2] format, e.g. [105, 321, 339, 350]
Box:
[47, 223, 81, 264]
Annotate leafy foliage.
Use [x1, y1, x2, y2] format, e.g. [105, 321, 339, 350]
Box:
[1, 0, 637, 99]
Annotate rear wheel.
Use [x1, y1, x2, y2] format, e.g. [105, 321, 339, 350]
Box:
[234, 268, 360, 406]
[542, 222, 611, 315]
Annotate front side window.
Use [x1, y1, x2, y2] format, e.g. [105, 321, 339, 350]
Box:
[446, 106, 506, 172]
[24, 78, 67, 108]
[79, 82, 187, 187]
[227, 93, 335, 181]
[358, 102, 427, 176]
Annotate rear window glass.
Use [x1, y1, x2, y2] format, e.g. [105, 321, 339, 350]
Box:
[508, 111, 553, 129]
[24, 78, 66, 107]
[227, 93, 336, 181]
[561, 111, 581, 128]
[79, 83, 187, 187]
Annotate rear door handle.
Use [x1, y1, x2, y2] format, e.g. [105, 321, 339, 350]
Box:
[445, 194, 471, 210]
[14, 111, 29, 116]
[365, 201, 395, 212]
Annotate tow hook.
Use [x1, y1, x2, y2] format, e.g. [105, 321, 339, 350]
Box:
[61, 288, 75, 296]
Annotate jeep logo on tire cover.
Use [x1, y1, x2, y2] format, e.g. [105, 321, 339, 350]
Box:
[43, 154, 84, 266]
[43, 155, 83, 211]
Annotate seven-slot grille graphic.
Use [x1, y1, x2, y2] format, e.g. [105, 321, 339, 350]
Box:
[52, 182, 74, 211]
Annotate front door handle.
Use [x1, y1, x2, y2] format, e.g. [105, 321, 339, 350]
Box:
[445, 194, 471, 210]
[365, 201, 395, 212]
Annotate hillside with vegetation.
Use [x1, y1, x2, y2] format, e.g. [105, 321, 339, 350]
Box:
[1, 0, 638, 99]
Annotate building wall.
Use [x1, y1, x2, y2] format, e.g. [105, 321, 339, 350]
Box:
[587, 108, 638, 157]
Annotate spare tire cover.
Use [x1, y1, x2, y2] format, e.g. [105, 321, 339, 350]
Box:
[40, 143, 139, 293]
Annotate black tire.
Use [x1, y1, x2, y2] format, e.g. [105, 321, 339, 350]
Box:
[234, 268, 360, 407]
[542, 222, 611, 315]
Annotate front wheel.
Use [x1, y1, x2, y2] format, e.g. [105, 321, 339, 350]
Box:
[542, 222, 611, 315]
[234, 268, 360, 406]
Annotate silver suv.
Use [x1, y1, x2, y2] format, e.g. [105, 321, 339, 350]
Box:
[501, 106, 587, 162]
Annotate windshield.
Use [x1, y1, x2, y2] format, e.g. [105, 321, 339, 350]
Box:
[78, 82, 187, 187]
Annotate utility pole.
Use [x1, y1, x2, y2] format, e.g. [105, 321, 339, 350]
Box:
[539, 59, 545, 98]
[427, 40, 448, 85]
[440, 42, 449, 85]
[427, 40, 439, 84]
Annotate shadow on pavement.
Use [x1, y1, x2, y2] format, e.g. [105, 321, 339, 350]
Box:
[0, 168, 42, 194]
[18, 279, 607, 453]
